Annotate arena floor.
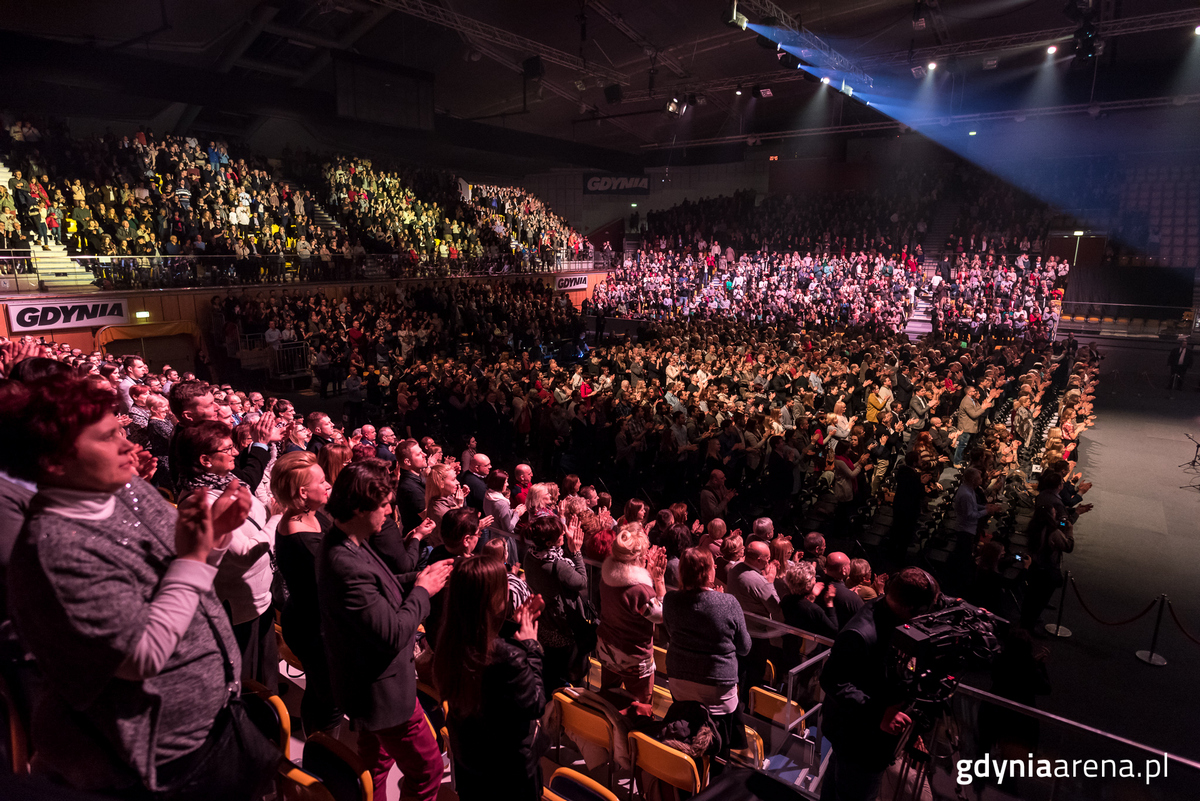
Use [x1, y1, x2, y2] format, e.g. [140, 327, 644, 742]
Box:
[1032, 336, 1200, 759]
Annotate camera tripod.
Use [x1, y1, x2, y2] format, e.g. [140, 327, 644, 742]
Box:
[1179, 434, 1200, 490]
[890, 707, 970, 801]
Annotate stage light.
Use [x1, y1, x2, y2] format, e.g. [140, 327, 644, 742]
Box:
[927, 61, 937, 70]
[1073, 230, 1084, 236]
[983, 58, 998, 70]
[911, 65, 928, 79]
[724, 1, 748, 30]
[1047, 45, 1057, 54]
[778, 50, 801, 70]
[1073, 22, 1098, 58]
[969, 131, 977, 136]
[753, 85, 772, 98]
[631, 203, 638, 208]
[665, 96, 685, 116]
[821, 76, 830, 84]
[1195, 25, 1199, 35]
[135, 311, 151, 319]
[735, 86, 743, 95]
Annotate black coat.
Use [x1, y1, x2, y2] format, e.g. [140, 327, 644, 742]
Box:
[447, 638, 546, 797]
[459, 470, 488, 512]
[819, 598, 908, 770]
[828, 580, 865, 630]
[780, 593, 839, 639]
[395, 470, 427, 534]
[317, 525, 430, 731]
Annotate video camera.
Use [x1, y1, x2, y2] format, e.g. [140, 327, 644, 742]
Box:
[889, 598, 1007, 733]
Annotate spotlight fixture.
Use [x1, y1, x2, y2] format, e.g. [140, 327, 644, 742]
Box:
[820, 76, 830, 84]
[1073, 22, 1098, 58]
[983, 58, 998, 70]
[665, 96, 687, 116]
[968, 131, 977, 136]
[1195, 25, 1200, 35]
[753, 85, 772, 98]
[724, 0, 748, 30]
[911, 65, 928, 79]
[1047, 45, 1058, 54]
[735, 86, 743, 95]
[927, 61, 937, 70]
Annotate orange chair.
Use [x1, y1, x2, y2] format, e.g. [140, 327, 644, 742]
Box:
[0, 673, 29, 775]
[242, 679, 292, 760]
[547, 766, 621, 801]
[303, 733, 373, 801]
[627, 731, 707, 798]
[277, 762, 335, 801]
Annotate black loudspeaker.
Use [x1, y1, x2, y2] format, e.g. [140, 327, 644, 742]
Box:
[522, 55, 545, 80]
[604, 83, 623, 104]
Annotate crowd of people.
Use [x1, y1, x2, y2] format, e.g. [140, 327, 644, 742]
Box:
[2, 119, 322, 264]
[0, 254, 1102, 798]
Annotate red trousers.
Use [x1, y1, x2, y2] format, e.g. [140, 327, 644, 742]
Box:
[357, 704, 443, 801]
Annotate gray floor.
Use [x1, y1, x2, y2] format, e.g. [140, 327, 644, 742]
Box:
[1031, 337, 1200, 759]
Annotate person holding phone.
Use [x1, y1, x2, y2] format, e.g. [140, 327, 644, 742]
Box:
[435, 556, 546, 800]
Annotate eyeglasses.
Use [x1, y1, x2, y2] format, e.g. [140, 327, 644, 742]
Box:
[214, 444, 238, 455]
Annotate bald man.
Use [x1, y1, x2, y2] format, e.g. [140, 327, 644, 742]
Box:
[728, 540, 784, 698]
[512, 464, 533, 506]
[458, 452, 492, 512]
[824, 552, 865, 630]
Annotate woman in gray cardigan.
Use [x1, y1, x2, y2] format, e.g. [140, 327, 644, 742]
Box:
[662, 546, 751, 761]
[5, 376, 267, 798]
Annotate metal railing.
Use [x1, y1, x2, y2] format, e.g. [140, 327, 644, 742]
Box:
[271, 341, 311, 378]
[0, 251, 616, 294]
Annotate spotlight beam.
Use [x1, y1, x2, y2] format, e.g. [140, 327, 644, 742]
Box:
[738, 0, 873, 86]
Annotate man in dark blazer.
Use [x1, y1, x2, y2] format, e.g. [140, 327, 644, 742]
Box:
[317, 461, 453, 801]
[395, 439, 428, 534]
[458, 453, 491, 512]
[823, 552, 865, 630]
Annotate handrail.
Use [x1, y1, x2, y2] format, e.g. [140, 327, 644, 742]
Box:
[956, 685, 1200, 770]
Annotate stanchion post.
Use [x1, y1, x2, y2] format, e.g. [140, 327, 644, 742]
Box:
[1045, 570, 1072, 638]
[1135, 594, 1168, 667]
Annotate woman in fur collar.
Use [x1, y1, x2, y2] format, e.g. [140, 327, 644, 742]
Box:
[595, 523, 666, 705]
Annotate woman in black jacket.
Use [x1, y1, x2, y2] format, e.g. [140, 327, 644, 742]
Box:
[271, 451, 340, 736]
[435, 555, 546, 800]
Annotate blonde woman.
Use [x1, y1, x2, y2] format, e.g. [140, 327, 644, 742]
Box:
[424, 462, 468, 546]
[270, 451, 340, 735]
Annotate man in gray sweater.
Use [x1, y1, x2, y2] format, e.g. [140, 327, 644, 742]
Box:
[728, 541, 783, 699]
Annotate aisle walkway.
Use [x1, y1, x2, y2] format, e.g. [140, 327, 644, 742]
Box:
[905, 296, 933, 340]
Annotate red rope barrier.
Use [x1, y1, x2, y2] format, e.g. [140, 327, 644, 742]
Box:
[1068, 577, 1158, 627]
[1166, 600, 1200, 648]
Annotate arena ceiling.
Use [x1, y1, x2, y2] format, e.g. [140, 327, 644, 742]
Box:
[3, 0, 1200, 158]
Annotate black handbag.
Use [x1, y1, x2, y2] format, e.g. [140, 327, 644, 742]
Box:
[156, 610, 282, 800]
[564, 594, 599, 655]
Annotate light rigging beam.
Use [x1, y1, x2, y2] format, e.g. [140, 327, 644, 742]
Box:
[738, 0, 872, 87]
[638, 94, 1200, 150]
[365, 0, 629, 84]
[587, 0, 688, 77]
[859, 8, 1200, 68]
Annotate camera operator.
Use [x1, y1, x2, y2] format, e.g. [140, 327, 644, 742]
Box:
[818, 568, 940, 801]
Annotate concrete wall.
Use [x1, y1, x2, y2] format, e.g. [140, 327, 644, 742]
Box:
[522, 161, 770, 235]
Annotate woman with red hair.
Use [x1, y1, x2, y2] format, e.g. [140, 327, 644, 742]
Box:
[4, 376, 275, 799]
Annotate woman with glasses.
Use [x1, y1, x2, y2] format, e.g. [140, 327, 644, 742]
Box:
[175, 421, 278, 692]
